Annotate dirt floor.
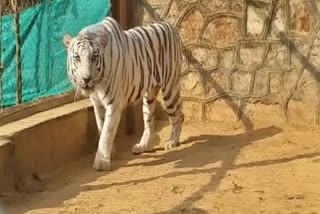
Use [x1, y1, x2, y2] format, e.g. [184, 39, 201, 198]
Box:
[2, 120, 320, 214]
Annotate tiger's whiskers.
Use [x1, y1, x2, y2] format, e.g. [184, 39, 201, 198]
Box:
[74, 87, 80, 102]
[99, 77, 112, 84]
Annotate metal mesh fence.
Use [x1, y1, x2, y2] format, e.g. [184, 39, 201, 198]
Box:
[2, 0, 45, 14]
[0, 0, 111, 107]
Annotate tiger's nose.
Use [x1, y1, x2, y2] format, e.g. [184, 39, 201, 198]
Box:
[83, 76, 92, 84]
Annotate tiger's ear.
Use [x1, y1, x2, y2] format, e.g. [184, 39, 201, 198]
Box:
[63, 34, 73, 49]
[99, 33, 109, 47]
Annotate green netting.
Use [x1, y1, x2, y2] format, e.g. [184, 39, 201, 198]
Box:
[1, 0, 111, 107]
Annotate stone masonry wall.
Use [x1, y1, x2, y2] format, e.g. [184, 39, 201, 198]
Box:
[136, 0, 320, 126]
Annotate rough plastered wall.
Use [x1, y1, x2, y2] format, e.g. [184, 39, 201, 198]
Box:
[136, 0, 320, 126]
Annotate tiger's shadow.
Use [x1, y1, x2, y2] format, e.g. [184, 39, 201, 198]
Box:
[123, 125, 283, 169]
[81, 124, 284, 193]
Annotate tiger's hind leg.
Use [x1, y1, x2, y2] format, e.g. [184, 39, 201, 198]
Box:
[132, 87, 160, 154]
[162, 84, 184, 150]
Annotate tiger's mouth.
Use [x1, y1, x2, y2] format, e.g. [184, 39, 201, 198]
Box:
[77, 83, 95, 96]
[82, 85, 92, 90]
[78, 82, 95, 90]
[80, 86, 93, 96]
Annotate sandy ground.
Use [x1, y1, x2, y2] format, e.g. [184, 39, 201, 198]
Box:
[2, 120, 320, 214]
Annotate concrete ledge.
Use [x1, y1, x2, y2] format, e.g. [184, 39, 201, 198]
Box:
[0, 100, 98, 193]
[0, 98, 145, 193]
[0, 142, 14, 193]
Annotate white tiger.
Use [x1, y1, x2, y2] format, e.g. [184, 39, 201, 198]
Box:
[63, 16, 184, 171]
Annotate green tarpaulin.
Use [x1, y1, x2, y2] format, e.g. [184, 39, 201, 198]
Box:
[1, 0, 111, 106]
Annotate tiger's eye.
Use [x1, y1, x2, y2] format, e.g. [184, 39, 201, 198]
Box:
[74, 54, 80, 61]
[92, 52, 98, 61]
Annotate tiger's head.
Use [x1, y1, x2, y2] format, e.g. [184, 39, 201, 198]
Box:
[63, 33, 108, 95]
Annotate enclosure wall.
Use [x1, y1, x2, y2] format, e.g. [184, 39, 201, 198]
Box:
[136, 0, 320, 126]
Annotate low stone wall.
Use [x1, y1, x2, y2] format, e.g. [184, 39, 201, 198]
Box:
[0, 100, 144, 193]
[136, 0, 320, 127]
[0, 101, 95, 192]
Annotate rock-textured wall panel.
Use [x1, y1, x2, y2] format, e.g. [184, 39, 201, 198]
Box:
[137, 0, 320, 126]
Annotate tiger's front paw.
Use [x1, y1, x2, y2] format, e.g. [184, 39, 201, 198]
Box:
[93, 154, 111, 171]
